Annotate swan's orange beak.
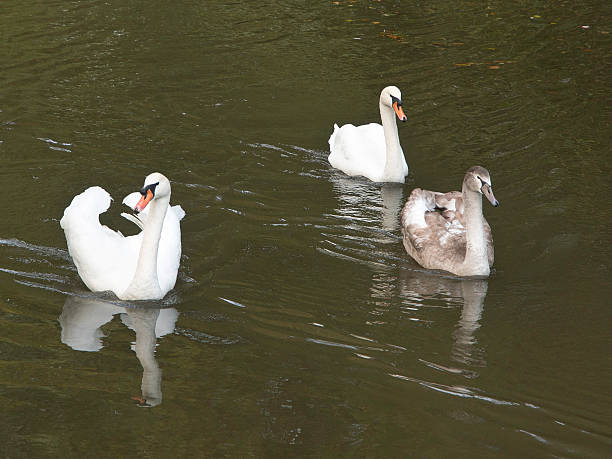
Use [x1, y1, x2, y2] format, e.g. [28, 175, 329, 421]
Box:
[392, 97, 407, 122]
[134, 189, 154, 213]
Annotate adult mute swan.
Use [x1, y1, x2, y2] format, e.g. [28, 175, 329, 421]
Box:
[60, 172, 184, 300]
[328, 86, 408, 183]
[400, 166, 499, 277]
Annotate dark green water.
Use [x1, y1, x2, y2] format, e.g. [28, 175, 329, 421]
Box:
[1, 0, 610, 457]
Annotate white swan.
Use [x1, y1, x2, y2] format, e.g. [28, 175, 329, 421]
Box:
[328, 86, 409, 183]
[60, 172, 185, 300]
[400, 166, 499, 277]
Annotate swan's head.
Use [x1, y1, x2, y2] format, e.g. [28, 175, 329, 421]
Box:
[464, 166, 499, 207]
[380, 85, 407, 122]
[134, 172, 171, 213]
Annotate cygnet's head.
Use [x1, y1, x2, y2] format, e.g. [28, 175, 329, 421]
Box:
[134, 172, 171, 213]
[464, 166, 499, 207]
[380, 85, 407, 122]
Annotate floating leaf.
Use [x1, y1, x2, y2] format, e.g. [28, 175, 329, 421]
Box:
[488, 65, 501, 69]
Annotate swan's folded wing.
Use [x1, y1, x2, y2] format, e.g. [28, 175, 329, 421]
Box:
[121, 192, 148, 229]
[171, 205, 185, 221]
[400, 188, 436, 228]
[484, 218, 494, 266]
[328, 123, 386, 177]
[434, 191, 462, 212]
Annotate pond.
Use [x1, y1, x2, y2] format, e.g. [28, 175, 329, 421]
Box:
[1, 0, 610, 456]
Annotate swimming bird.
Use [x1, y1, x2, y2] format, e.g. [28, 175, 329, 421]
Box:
[400, 166, 498, 277]
[328, 86, 408, 183]
[60, 172, 184, 300]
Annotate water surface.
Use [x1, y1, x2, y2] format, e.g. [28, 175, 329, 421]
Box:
[1, 0, 611, 457]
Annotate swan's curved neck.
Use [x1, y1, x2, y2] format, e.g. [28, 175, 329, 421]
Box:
[462, 185, 489, 276]
[122, 195, 169, 299]
[379, 101, 403, 179]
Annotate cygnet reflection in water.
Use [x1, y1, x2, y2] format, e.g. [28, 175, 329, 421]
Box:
[58, 295, 179, 407]
[398, 269, 488, 371]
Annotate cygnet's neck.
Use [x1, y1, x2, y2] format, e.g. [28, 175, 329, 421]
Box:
[122, 194, 169, 300]
[379, 101, 404, 181]
[462, 184, 490, 276]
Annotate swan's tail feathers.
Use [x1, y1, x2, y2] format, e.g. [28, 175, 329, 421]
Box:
[172, 205, 186, 221]
[60, 186, 112, 229]
[120, 212, 145, 231]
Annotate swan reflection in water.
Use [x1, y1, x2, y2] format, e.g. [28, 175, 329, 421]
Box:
[328, 174, 405, 247]
[398, 269, 488, 369]
[58, 295, 178, 407]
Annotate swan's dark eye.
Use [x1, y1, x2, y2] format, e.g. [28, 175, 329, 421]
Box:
[140, 182, 159, 196]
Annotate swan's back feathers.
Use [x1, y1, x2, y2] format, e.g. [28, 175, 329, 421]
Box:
[401, 188, 494, 272]
[328, 123, 388, 181]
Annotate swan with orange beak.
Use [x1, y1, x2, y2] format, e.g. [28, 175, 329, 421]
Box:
[60, 172, 184, 301]
[328, 86, 409, 183]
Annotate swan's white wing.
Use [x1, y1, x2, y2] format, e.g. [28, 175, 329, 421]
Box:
[120, 212, 144, 231]
[121, 192, 147, 230]
[61, 186, 140, 295]
[328, 123, 387, 181]
[121, 193, 184, 228]
[171, 205, 185, 221]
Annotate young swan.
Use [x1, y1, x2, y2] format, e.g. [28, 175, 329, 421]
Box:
[400, 166, 499, 277]
[328, 86, 409, 183]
